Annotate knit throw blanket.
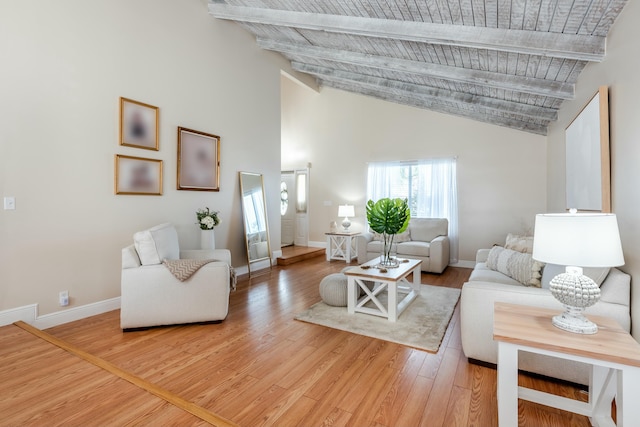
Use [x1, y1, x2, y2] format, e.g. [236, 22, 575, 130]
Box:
[162, 259, 237, 290]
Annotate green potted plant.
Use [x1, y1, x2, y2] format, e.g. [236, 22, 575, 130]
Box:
[366, 198, 410, 267]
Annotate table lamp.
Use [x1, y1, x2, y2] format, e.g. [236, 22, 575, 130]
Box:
[338, 204, 355, 231]
[532, 210, 624, 334]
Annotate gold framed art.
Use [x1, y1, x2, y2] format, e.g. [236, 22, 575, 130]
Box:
[177, 127, 220, 191]
[119, 97, 159, 151]
[115, 154, 163, 195]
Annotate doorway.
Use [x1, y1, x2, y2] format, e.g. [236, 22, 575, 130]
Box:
[280, 168, 309, 247]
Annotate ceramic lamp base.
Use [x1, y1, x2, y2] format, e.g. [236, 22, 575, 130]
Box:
[549, 268, 600, 334]
[552, 306, 598, 334]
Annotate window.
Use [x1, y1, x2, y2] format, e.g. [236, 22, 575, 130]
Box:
[367, 158, 458, 262]
[280, 181, 289, 216]
[242, 188, 266, 234]
[296, 172, 307, 213]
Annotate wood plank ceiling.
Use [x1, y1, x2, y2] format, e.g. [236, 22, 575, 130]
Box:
[209, 0, 628, 135]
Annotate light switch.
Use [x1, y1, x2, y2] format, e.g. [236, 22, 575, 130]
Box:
[3, 197, 15, 210]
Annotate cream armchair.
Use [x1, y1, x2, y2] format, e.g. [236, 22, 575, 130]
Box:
[120, 223, 231, 330]
[357, 218, 450, 273]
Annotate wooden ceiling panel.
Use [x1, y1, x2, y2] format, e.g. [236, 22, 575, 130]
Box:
[209, 0, 628, 134]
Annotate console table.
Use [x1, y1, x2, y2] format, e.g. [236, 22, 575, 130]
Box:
[493, 302, 640, 427]
[325, 231, 360, 263]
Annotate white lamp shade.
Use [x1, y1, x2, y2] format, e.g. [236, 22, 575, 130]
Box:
[532, 212, 624, 267]
[338, 204, 355, 218]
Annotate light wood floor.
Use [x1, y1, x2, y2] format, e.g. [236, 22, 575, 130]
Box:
[4, 257, 596, 426]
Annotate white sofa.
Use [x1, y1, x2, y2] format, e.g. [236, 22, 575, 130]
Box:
[460, 247, 631, 385]
[120, 223, 231, 330]
[356, 218, 450, 273]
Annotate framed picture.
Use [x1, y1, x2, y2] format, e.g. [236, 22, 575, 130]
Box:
[115, 155, 163, 195]
[177, 127, 220, 191]
[119, 97, 159, 150]
[565, 86, 611, 212]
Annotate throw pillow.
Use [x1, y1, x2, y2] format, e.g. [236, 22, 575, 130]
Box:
[371, 230, 411, 242]
[133, 223, 180, 266]
[504, 233, 534, 254]
[395, 230, 411, 242]
[486, 246, 543, 287]
[541, 264, 611, 289]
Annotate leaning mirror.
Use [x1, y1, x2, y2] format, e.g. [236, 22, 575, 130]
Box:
[239, 172, 272, 277]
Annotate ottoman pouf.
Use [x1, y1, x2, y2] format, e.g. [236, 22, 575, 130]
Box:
[319, 273, 349, 306]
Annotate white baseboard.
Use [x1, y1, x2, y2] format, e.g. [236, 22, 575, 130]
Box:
[0, 297, 121, 330]
[0, 304, 38, 326]
[308, 240, 326, 248]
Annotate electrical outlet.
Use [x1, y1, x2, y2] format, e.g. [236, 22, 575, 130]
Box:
[59, 291, 69, 307]
[3, 197, 15, 210]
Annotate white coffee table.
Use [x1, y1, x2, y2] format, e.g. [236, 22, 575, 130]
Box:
[344, 258, 421, 322]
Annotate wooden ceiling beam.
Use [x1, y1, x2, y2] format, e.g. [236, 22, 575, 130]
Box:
[322, 80, 548, 135]
[322, 80, 549, 135]
[209, 4, 605, 61]
[292, 62, 558, 121]
[257, 38, 574, 100]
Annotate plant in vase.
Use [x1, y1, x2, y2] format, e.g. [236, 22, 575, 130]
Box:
[366, 198, 410, 267]
[196, 207, 220, 249]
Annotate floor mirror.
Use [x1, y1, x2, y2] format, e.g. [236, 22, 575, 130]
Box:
[239, 171, 272, 277]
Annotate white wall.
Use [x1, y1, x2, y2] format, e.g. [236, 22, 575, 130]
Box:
[0, 0, 305, 316]
[547, 1, 640, 339]
[282, 77, 547, 263]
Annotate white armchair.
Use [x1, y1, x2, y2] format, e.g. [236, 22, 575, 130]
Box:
[356, 218, 450, 273]
[120, 223, 232, 330]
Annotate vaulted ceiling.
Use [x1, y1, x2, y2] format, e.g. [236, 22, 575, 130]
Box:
[209, 1, 628, 135]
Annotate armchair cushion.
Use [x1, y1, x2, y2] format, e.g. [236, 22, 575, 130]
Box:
[133, 223, 179, 265]
[396, 241, 431, 257]
[409, 218, 448, 242]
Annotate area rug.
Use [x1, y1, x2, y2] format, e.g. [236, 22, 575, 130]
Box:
[294, 284, 461, 353]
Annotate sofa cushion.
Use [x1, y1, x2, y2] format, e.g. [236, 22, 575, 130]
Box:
[541, 264, 610, 289]
[486, 246, 543, 287]
[504, 233, 534, 254]
[397, 241, 430, 257]
[469, 263, 522, 286]
[133, 223, 180, 266]
[409, 218, 448, 242]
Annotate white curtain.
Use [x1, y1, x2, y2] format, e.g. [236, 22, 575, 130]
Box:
[367, 158, 459, 263]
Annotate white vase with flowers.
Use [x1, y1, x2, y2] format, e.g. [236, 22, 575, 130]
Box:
[196, 207, 220, 250]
